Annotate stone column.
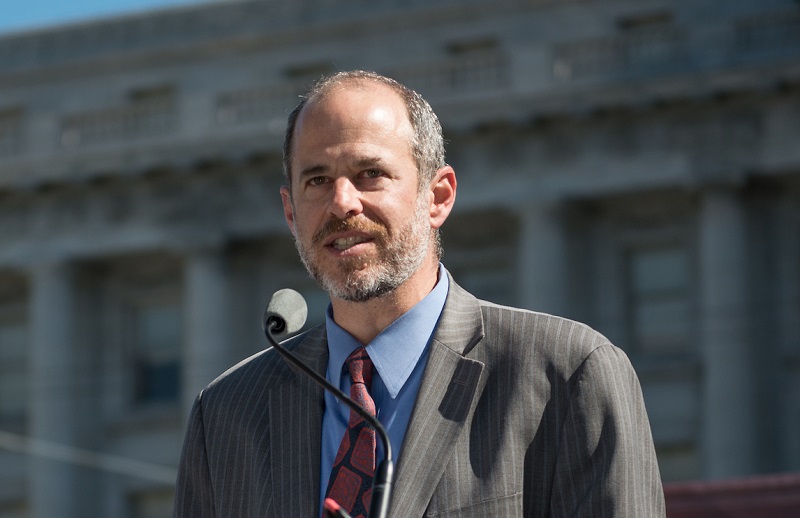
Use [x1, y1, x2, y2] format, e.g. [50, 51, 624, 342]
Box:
[699, 188, 755, 478]
[183, 247, 233, 413]
[28, 262, 78, 518]
[517, 202, 569, 317]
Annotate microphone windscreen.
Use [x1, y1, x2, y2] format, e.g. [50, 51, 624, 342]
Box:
[263, 288, 308, 338]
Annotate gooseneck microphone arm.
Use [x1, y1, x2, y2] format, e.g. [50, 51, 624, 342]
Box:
[263, 289, 393, 518]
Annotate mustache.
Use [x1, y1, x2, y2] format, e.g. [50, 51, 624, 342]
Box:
[313, 216, 388, 244]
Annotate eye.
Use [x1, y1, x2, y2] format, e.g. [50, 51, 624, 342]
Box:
[361, 169, 383, 179]
[306, 176, 329, 186]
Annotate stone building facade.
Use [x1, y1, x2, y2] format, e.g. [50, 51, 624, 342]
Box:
[1, 0, 800, 516]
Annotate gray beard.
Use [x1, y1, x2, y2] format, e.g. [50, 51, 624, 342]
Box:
[294, 204, 430, 303]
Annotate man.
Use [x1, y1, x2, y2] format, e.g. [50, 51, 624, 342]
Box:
[174, 70, 665, 517]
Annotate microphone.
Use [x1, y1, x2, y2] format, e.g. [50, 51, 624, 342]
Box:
[263, 289, 394, 518]
[264, 288, 308, 338]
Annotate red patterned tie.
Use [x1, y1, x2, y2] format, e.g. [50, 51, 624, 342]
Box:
[325, 347, 376, 518]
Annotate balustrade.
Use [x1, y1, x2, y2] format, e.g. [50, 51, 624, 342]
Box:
[553, 26, 687, 81]
[60, 98, 176, 149]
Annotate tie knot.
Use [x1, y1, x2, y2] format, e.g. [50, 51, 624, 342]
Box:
[346, 347, 373, 388]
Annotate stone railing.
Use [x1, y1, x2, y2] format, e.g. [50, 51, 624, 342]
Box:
[553, 8, 800, 83]
[59, 97, 177, 149]
[0, 0, 540, 73]
[391, 49, 511, 98]
[0, 1, 270, 72]
[552, 25, 687, 81]
[735, 9, 800, 54]
[0, 49, 513, 163]
[2, 6, 800, 173]
[214, 49, 511, 129]
[216, 81, 306, 128]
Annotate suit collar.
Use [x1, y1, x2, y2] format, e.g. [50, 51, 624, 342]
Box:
[389, 274, 488, 516]
[429, 270, 485, 355]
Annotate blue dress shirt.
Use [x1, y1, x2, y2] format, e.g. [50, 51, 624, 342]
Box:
[318, 264, 449, 514]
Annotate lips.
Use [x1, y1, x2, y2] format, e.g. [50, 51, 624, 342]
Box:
[315, 217, 386, 252]
[330, 235, 370, 251]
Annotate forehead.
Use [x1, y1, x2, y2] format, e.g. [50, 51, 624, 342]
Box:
[292, 82, 413, 151]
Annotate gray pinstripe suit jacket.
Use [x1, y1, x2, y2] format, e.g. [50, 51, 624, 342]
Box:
[174, 273, 666, 517]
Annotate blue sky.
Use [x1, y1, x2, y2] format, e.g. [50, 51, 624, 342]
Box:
[2, 0, 218, 35]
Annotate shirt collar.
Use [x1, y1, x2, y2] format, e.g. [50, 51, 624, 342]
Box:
[325, 264, 449, 398]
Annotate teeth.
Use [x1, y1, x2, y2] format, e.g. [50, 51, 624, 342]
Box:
[332, 236, 367, 250]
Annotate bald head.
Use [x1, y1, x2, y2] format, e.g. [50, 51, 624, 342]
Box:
[282, 71, 445, 190]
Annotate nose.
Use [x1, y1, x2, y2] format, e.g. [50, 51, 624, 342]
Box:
[329, 177, 363, 219]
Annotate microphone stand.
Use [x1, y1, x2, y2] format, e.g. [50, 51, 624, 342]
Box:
[264, 319, 394, 518]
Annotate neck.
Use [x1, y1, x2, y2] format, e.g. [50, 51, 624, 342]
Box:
[330, 257, 440, 345]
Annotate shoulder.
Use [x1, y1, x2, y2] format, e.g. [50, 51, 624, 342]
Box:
[442, 272, 615, 373]
[200, 324, 326, 404]
[479, 300, 612, 362]
[473, 300, 643, 416]
[470, 295, 630, 387]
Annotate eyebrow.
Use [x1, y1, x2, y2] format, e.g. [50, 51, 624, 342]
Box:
[354, 156, 385, 169]
[297, 164, 329, 178]
[297, 156, 386, 179]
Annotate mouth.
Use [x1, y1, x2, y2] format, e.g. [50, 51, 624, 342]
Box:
[330, 235, 372, 251]
[314, 217, 385, 254]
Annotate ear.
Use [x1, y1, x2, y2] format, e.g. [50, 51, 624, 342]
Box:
[280, 186, 296, 235]
[428, 165, 457, 229]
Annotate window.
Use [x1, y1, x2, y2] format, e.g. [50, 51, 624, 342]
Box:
[283, 61, 334, 82]
[626, 245, 692, 355]
[0, 283, 28, 432]
[616, 10, 673, 31]
[229, 236, 330, 363]
[127, 302, 182, 405]
[623, 243, 700, 481]
[656, 442, 700, 482]
[586, 192, 699, 482]
[128, 489, 174, 518]
[0, 109, 23, 158]
[0, 318, 28, 429]
[441, 209, 519, 307]
[98, 253, 183, 413]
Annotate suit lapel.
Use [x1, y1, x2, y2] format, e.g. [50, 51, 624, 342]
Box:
[268, 328, 327, 517]
[389, 277, 488, 517]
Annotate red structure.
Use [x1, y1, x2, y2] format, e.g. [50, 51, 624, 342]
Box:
[665, 472, 800, 517]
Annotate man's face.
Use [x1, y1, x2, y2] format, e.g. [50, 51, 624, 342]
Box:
[281, 83, 433, 302]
